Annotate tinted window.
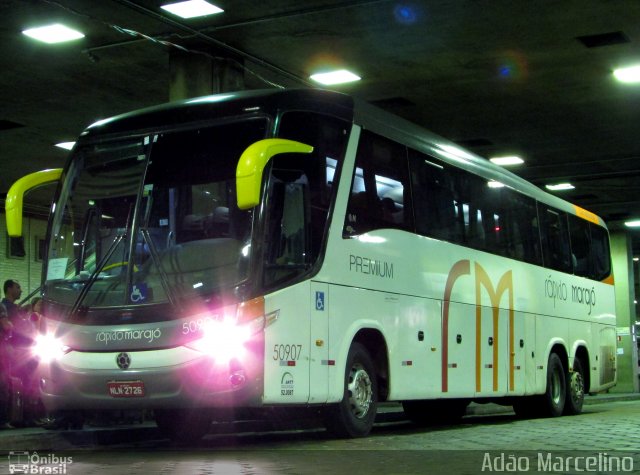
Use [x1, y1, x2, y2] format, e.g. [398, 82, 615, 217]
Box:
[590, 224, 611, 280]
[568, 215, 612, 280]
[540, 206, 572, 273]
[408, 149, 541, 263]
[264, 112, 350, 286]
[344, 131, 413, 236]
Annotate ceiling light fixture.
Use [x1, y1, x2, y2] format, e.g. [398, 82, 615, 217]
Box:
[488, 180, 505, 188]
[310, 70, 361, 85]
[545, 183, 575, 191]
[22, 24, 84, 44]
[55, 142, 75, 150]
[489, 155, 524, 166]
[624, 220, 640, 228]
[161, 0, 223, 19]
[613, 65, 640, 83]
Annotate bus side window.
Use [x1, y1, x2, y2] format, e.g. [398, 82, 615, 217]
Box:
[590, 224, 611, 280]
[277, 111, 350, 261]
[408, 149, 459, 242]
[344, 131, 412, 236]
[540, 206, 572, 273]
[569, 215, 592, 278]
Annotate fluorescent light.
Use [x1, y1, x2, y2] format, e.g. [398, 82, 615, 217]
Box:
[633, 257, 639, 262]
[161, 0, 223, 19]
[613, 65, 640, 84]
[490, 155, 524, 166]
[55, 142, 75, 150]
[310, 69, 361, 85]
[545, 183, 575, 191]
[22, 24, 84, 44]
[624, 220, 640, 228]
[488, 180, 505, 188]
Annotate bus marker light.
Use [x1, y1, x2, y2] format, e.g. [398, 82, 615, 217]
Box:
[229, 371, 246, 387]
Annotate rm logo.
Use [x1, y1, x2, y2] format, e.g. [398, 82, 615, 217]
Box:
[441, 260, 515, 393]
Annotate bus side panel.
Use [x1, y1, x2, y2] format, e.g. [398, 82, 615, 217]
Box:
[326, 284, 447, 403]
[262, 282, 311, 404]
[384, 296, 443, 401]
[309, 281, 329, 403]
[595, 324, 617, 391]
[523, 312, 537, 395]
[445, 301, 477, 398]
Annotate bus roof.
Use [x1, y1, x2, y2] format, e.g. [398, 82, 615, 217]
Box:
[77, 88, 605, 228]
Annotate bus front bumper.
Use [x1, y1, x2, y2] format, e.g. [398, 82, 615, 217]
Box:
[37, 345, 263, 412]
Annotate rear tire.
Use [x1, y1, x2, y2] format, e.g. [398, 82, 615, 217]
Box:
[540, 352, 566, 417]
[154, 408, 212, 443]
[563, 358, 585, 415]
[324, 343, 378, 438]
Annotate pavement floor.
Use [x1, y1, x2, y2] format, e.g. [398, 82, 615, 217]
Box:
[1, 392, 638, 451]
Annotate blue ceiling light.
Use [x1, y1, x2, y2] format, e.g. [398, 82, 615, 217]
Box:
[394, 5, 418, 25]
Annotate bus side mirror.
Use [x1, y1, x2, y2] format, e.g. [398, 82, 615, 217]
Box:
[236, 139, 313, 210]
[5, 168, 62, 237]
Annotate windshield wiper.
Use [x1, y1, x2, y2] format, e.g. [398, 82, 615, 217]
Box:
[70, 233, 125, 316]
[140, 228, 179, 307]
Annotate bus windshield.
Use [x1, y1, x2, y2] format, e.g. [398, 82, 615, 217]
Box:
[44, 118, 267, 311]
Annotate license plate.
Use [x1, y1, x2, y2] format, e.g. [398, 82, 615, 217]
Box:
[107, 381, 145, 398]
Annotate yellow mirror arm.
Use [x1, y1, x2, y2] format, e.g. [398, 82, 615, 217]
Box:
[5, 168, 63, 237]
[236, 139, 313, 210]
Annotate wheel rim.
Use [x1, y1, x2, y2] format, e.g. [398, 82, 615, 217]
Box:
[570, 371, 585, 406]
[347, 363, 372, 419]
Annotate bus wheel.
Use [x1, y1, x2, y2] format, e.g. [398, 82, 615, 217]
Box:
[541, 352, 566, 417]
[154, 408, 212, 443]
[564, 358, 585, 415]
[324, 343, 378, 438]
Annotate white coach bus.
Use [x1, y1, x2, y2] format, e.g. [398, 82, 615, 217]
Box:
[6, 89, 616, 440]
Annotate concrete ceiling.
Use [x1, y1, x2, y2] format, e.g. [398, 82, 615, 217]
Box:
[2, 0, 640, 240]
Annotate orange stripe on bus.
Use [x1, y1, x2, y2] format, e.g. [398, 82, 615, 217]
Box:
[573, 205, 600, 225]
[601, 274, 615, 285]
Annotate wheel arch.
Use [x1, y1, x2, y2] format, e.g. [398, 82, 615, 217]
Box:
[573, 344, 591, 393]
[352, 327, 390, 402]
[548, 340, 569, 374]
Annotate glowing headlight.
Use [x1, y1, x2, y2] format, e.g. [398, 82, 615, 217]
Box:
[33, 334, 70, 363]
[185, 296, 271, 363]
[186, 320, 252, 363]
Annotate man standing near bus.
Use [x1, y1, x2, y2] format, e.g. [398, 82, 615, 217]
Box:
[2, 280, 22, 321]
[0, 301, 14, 429]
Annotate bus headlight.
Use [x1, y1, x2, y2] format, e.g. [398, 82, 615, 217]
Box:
[186, 320, 253, 363]
[185, 296, 272, 364]
[33, 334, 71, 363]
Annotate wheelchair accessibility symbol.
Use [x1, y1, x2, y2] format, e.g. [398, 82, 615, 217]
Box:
[315, 291, 325, 311]
[130, 283, 148, 303]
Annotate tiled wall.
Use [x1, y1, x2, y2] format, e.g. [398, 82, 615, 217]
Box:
[0, 212, 47, 301]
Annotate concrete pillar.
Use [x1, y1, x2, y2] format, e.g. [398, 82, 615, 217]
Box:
[610, 231, 639, 392]
[168, 50, 245, 101]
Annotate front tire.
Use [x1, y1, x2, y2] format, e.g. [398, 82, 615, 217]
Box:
[563, 358, 585, 415]
[324, 343, 378, 438]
